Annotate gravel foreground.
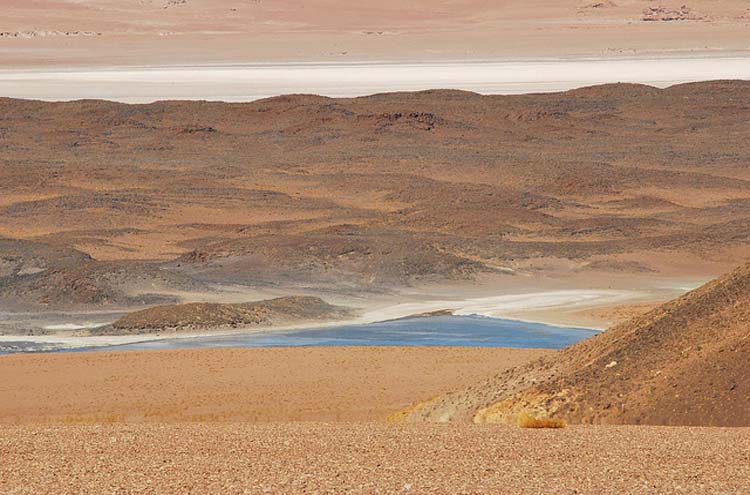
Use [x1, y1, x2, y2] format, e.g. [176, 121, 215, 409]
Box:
[2, 423, 749, 494]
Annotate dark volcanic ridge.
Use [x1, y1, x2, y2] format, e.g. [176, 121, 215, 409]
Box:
[1, 81, 750, 308]
[103, 296, 354, 335]
[405, 263, 750, 427]
[0, 237, 202, 308]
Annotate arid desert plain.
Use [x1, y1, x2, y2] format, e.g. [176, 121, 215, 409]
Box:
[1, 1, 750, 493]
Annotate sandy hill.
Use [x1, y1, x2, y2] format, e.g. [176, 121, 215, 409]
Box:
[1, 82, 749, 309]
[405, 263, 750, 426]
[105, 296, 353, 334]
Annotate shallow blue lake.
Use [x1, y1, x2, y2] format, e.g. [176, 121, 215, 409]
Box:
[89, 315, 597, 352]
[0, 315, 598, 354]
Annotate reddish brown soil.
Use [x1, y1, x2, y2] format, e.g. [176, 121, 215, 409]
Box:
[1, 82, 749, 309]
[2, 423, 749, 494]
[407, 263, 750, 426]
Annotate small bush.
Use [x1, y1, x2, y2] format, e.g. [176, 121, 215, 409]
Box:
[516, 412, 566, 429]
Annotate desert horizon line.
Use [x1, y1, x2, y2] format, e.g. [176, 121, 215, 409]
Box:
[2, 56, 749, 103]
[2, 79, 749, 106]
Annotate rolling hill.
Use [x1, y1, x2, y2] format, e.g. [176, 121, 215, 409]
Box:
[405, 263, 750, 426]
[1, 82, 749, 309]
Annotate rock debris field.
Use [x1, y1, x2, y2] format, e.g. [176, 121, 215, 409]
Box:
[2, 423, 750, 494]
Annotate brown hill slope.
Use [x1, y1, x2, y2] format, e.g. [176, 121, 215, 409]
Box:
[406, 263, 750, 426]
[1, 82, 750, 308]
[105, 296, 353, 334]
[0, 237, 202, 308]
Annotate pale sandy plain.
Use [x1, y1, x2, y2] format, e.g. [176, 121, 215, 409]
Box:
[2, 0, 750, 67]
[0, 347, 549, 423]
[2, 57, 750, 102]
[1, 0, 750, 101]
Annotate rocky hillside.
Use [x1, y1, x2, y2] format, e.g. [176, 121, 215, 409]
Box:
[0, 237, 202, 308]
[1, 82, 750, 307]
[406, 263, 750, 426]
[104, 296, 354, 334]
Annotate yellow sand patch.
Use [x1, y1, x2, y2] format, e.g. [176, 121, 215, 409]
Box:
[516, 411, 567, 429]
[387, 396, 441, 423]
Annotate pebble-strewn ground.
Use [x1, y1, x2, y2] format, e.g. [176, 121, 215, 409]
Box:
[2, 424, 749, 494]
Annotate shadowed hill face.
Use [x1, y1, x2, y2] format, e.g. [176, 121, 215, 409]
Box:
[0, 237, 203, 307]
[406, 263, 750, 426]
[1, 82, 750, 307]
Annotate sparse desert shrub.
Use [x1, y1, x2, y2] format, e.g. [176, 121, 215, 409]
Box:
[516, 412, 566, 429]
